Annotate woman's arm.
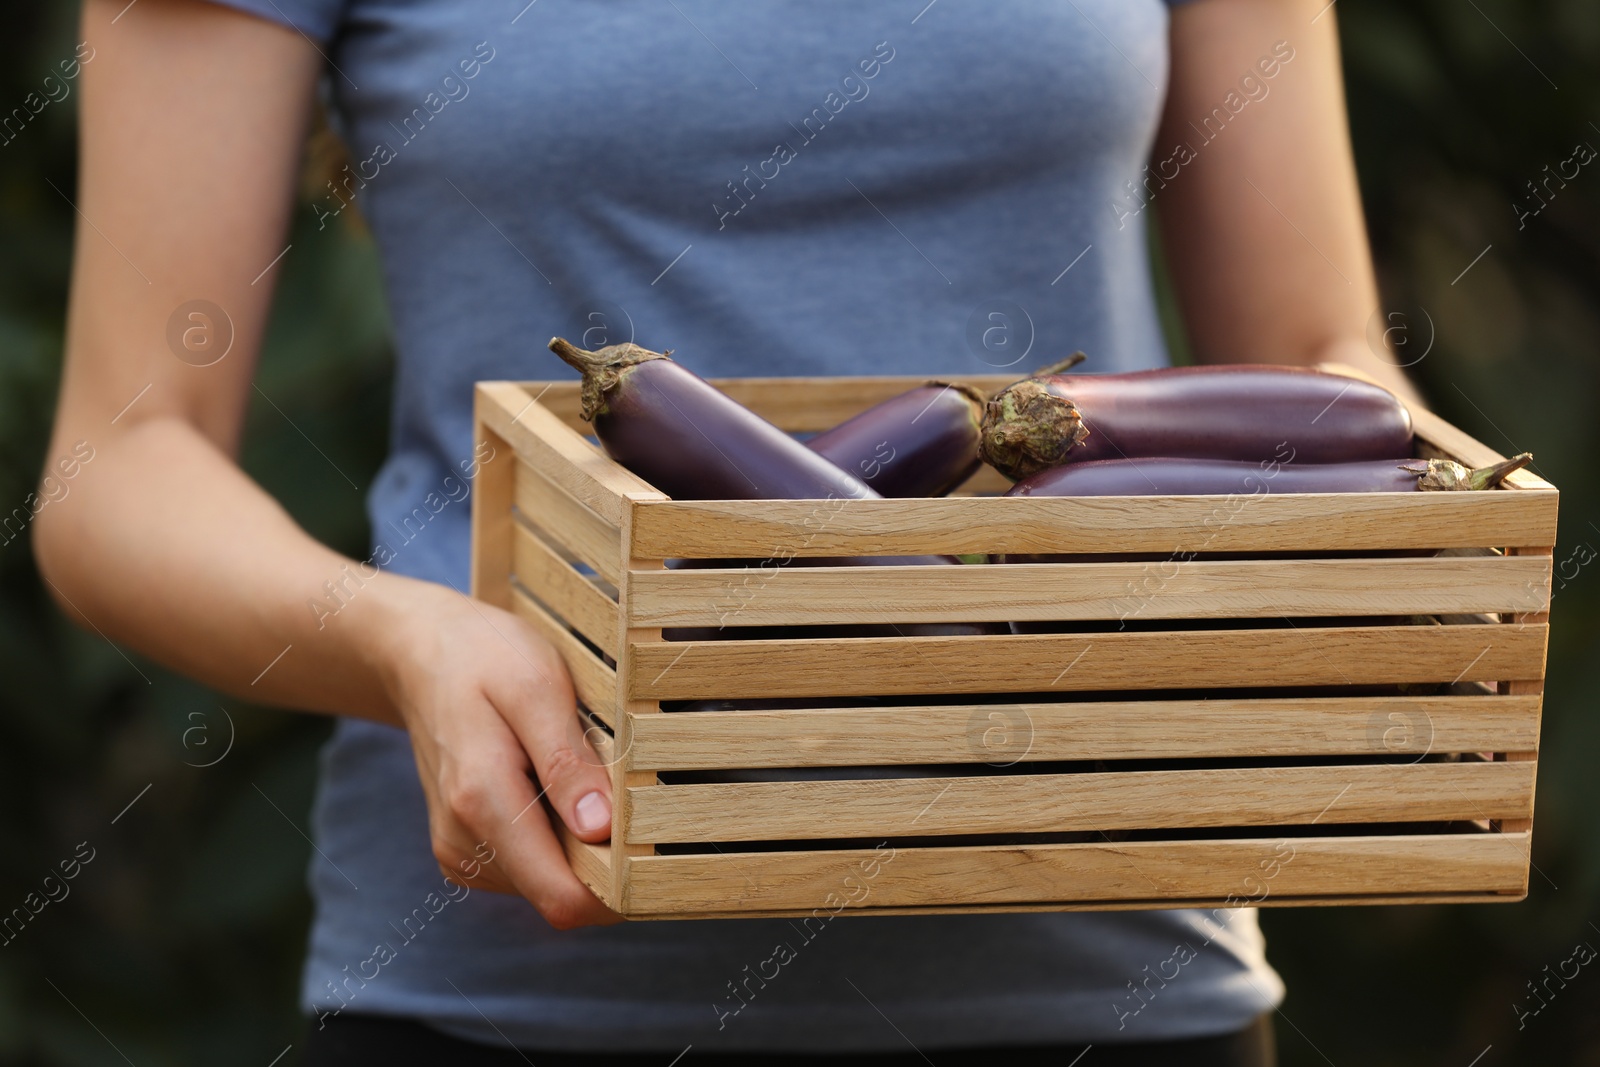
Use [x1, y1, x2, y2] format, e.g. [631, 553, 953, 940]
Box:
[35, 0, 617, 929]
[1156, 0, 1422, 404]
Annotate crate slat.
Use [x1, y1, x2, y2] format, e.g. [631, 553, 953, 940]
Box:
[625, 555, 1551, 627]
[555, 822, 614, 906]
[477, 382, 663, 524]
[513, 520, 620, 659]
[621, 832, 1530, 913]
[626, 491, 1558, 561]
[627, 623, 1547, 700]
[626, 761, 1533, 843]
[469, 407, 517, 610]
[625, 694, 1541, 770]
[515, 459, 624, 586]
[510, 585, 617, 715]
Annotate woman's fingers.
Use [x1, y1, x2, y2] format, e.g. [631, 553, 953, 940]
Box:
[489, 668, 618, 845]
[433, 709, 619, 927]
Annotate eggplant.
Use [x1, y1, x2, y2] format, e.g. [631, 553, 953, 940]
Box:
[548, 339, 1001, 638]
[1005, 453, 1531, 498]
[980, 363, 1415, 481]
[807, 382, 986, 497]
[550, 337, 876, 501]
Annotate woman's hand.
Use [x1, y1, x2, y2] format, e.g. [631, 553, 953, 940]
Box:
[379, 579, 622, 929]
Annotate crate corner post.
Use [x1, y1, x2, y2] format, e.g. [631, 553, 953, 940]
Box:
[613, 491, 667, 916]
[471, 383, 521, 609]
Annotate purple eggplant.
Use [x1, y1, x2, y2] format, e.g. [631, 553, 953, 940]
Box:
[807, 382, 986, 497]
[980, 363, 1415, 481]
[549, 339, 1001, 638]
[550, 337, 876, 501]
[1005, 453, 1531, 498]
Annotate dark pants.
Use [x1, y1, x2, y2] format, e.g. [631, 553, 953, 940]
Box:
[300, 1011, 1276, 1066]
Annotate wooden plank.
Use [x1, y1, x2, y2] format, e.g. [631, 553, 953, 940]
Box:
[510, 585, 617, 715]
[624, 889, 1527, 920]
[627, 623, 1549, 700]
[515, 459, 623, 586]
[553, 724, 617, 910]
[629, 491, 1557, 560]
[621, 833, 1530, 913]
[555, 822, 615, 909]
[1496, 546, 1550, 836]
[469, 416, 515, 610]
[950, 463, 1013, 496]
[626, 694, 1543, 770]
[625, 555, 1552, 627]
[477, 382, 663, 524]
[512, 521, 619, 658]
[611, 492, 664, 900]
[627, 761, 1533, 843]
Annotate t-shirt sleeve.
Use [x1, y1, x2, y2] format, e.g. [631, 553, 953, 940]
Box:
[199, 0, 347, 43]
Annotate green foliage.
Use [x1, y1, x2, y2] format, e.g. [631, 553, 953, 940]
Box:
[1, 1, 1596, 1063]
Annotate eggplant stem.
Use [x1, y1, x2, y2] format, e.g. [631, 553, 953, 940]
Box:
[548, 336, 669, 421]
[1410, 451, 1534, 491]
[1030, 351, 1088, 377]
[1468, 451, 1533, 490]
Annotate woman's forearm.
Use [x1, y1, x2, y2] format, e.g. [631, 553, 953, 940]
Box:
[33, 414, 433, 725]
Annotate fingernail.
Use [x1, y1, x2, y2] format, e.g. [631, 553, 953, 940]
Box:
[574, 791, 611, 833]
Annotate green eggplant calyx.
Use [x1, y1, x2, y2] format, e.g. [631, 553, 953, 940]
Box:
[979, 378, 1088, 481]
[548, 337, 671, 421]
[1402, 451, 1533, 491]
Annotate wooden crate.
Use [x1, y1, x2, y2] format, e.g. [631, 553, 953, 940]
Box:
[470, 375, 1556, 920]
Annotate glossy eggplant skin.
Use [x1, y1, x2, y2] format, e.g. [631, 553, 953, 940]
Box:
[550, 341, 1004, 639]
[551, 339, 876, 501]
[807, 382, 985, 498]
[1008, 456, 1437, 498]
[982, 364, 1413, 480]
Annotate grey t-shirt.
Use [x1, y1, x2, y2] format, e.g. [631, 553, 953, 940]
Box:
[208, 0, 1283, 1051]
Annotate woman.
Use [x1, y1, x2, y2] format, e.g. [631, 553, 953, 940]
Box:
[38, 0, 1416, 1062]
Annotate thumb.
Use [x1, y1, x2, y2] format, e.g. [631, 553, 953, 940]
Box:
[510, 695, 618, 844]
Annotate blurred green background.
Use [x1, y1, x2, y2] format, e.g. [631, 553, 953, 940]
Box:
[2, 1, 1597, 1064]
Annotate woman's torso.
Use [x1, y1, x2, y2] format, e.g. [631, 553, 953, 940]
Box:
[214, 0, 1283, 1051]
